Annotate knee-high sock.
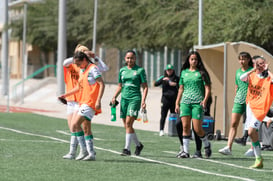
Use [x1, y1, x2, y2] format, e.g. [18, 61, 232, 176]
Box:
[125, 133, 132, 150]
[85, 135, 94, 154]
[193, 130, 202, 151]
[183, 135, 191, 153]
[176, 121, 183, 147]
[69, 133, 78, 154]
[75, 131, 87, 152]
[131, 133, 140, 146]
[200, 135, 209, 148]
[252, 141, 261, 158]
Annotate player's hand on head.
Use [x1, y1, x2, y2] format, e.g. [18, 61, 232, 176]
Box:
[265, 63, 269, 70]
[85, 51, 95, 58]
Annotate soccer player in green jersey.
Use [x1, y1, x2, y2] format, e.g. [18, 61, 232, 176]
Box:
[175, 51, 212, 158]
[219, 52, 253, 155]
[111, 50, 148, 156]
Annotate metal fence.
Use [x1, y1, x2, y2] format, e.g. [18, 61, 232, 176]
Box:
[101, 46, 184, 87]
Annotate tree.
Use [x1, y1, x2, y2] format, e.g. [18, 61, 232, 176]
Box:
[98, 0, 197, 51]
[201, 0, 273, 54]
[9, 0, 273, 55]
[9, 0, 59, 52]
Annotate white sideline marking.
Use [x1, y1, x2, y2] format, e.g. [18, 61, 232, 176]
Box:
[0, 138, 62, 143]
[97, 146, 256, 181]
[0, 126, 69, 143]
[56, 130, 104, 140]
[163, 151, 273, 173]
[263, 153, 273, 156]
[55, 130, 70, 135]
[163, 151, 177, 154]
[0, 126, 260, 181]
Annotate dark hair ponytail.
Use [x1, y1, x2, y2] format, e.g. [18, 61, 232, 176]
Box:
[74, 51, 92, 63]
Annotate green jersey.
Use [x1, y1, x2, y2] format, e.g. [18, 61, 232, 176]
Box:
[179, 69, 208, 104]
[119, 65, 147, 101]
[234, 67, 253, 104]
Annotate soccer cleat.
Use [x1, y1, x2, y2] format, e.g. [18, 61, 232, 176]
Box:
[177, 151, 190, 158]
[244, 148, 255, 157]
[75, 150, 88, 160]
[204, 142, 212, 158]
[192, 150, 202, 158]
[234, 137, 247, 146]
[250, 157, 263, 169]
[135, 143, 144, 156]
[261, 145, 268, 150]
[82, 151, 96, 161]
[218, 146, 232, 155]
[63, 153, 76, 160]
[264, 146, 273, 151]
[261, 145, 273, 151]
[176, 149, 184, 158]
[159, 130, 164, 136]
[121, 149, 131, 156]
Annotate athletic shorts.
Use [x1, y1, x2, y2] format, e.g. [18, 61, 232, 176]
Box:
[67, 101, 79, 115]
[245, 104, 261, 130]
[120, 98, 141, 119]
[78, 104, 95, 121]
[180, 103, 203, 120]
[232, 103, 246, 114]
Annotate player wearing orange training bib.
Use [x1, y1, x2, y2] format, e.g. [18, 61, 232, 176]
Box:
[240, 56, 273, 169]
[60, 51, 105, 161]
[62, 58, 81, 159]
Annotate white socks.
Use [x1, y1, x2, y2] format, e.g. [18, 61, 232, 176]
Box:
[69, 135, 78, 155]
[131, 133, 140, 146]
[125, 133, 132, 150]
[77, 135, 87, 152]
[85, 139, 94, 154]
[200, 135, 209, 148]
[183, 138, 190, 153]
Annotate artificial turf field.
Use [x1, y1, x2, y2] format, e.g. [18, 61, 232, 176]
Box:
[1, 112, 272, 181]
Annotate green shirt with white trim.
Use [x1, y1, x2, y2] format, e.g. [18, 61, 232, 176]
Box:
[119, 65, 147, 101]
[234, 67, 253, 104]
[179, 69, 208, 104]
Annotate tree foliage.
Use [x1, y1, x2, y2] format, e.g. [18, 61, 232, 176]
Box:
[98, 0, 197, 51]
[202, 0, 273, 53]
[8, 0, 273, 54]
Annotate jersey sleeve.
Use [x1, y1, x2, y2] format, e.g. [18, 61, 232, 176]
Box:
[87, 65, 102, 85]
[118, 69, 123, 84]
[139, 68, 147, 83]
[179, 71, 184, 86]
[94, 56, 109, 72]
[203, 73, 211, 85]
[154, 75, 164, 86]
[91, 65, 102, 79]
[63, 57, 73, 67]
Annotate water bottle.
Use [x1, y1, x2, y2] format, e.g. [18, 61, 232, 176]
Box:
[110, 100, 119, 122]
[111, 106, 116, 122]
[142, 109, 148, 124]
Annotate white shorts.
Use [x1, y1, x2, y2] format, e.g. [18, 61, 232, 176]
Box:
[78, 104, 95, 121]
[245, 104, 262, 130]
[67, 101, 79, 115]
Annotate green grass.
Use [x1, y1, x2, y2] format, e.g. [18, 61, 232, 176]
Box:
[0, 112, 273, 181]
